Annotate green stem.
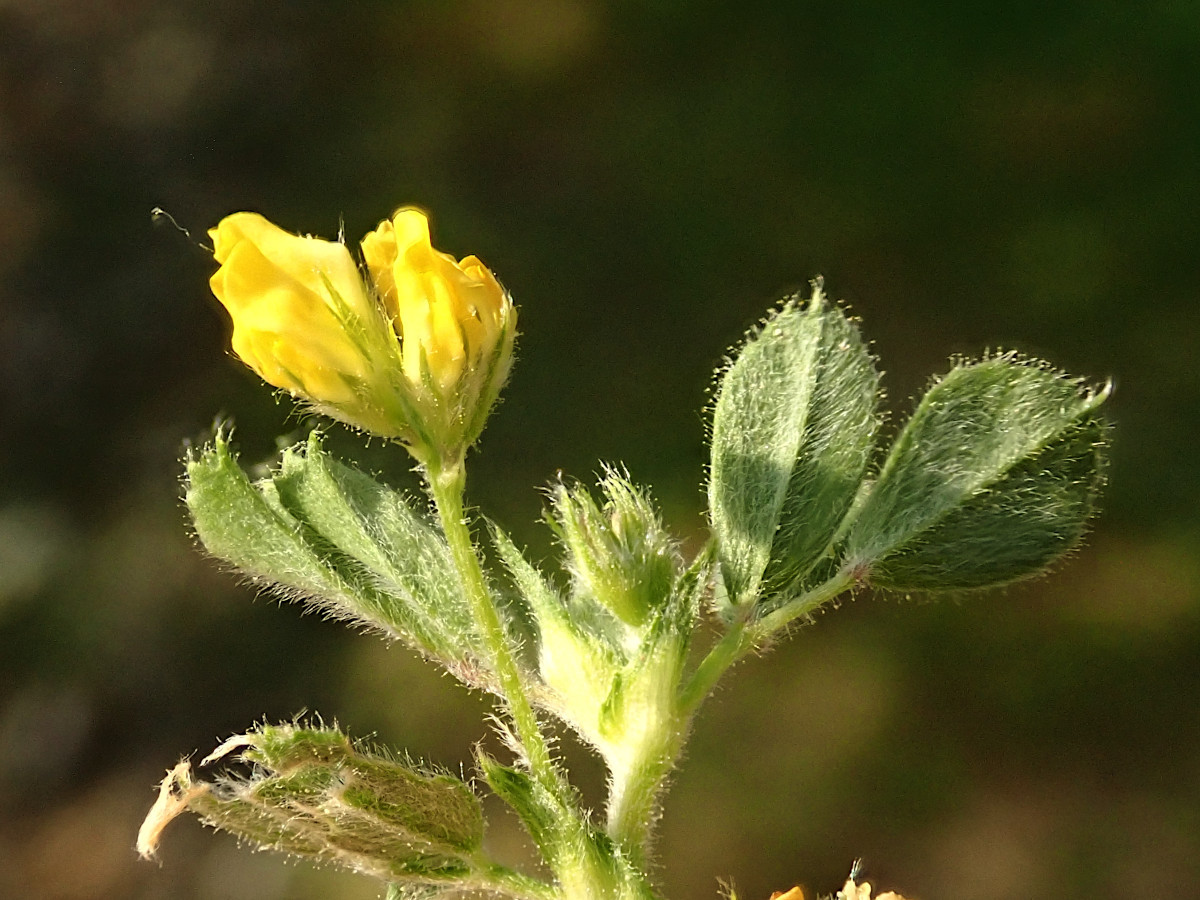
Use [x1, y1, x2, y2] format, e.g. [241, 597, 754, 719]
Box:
[679, 614, 750, 715]
[426, 458, 615, 898]
[750, 572, 854, 639]
[425, 460, 561, 796]
[605, 737, 683, 867]
[679, 572, 855, 714]
[479, 864, 561, 900]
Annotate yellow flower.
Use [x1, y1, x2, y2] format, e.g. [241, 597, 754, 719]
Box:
[208, 207, 516, 463]
[362, 208, 513, 395]
[209, 213, 376, 406]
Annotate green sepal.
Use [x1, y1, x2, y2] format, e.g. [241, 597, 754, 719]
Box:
[708, 281, 879, 611]
[185, 430, 491, 685]
[492, 521, 707, 856]
[142, 724, 484, 885]
[599, 545, 706, 738]
[488, 521, 567, 638]
[490, 523, 623, 732]
[846, 355, 1110, 590]
[475, 753, 563, 860]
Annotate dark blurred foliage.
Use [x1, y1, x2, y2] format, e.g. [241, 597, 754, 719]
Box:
[0, 1, 1197, 898]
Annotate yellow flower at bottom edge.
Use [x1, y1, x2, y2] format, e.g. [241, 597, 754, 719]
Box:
[837, 880, 909, 900]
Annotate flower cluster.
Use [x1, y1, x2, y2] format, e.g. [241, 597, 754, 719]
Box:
[208, 207, 515, 465]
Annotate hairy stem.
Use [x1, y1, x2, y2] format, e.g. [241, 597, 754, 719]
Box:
[426, 460, 561, 795]
[679, 615, 750, 715]
[750, 572, 855, 639]
[680, 572, 855, 714]
[606, 738, 683, 867]
[479, 863, 561, 900]
[426, 458, 614, 898]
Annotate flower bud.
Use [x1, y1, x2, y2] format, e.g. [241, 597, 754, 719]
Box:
[137, 723, 485, 883]
[548, 468, 678, 628]
[207, 208, 516, 465]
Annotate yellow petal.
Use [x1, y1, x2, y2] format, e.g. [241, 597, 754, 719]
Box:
[208, 212, 372, 403]
[360, 215, 400, 318]
[362, 207, 510, 393]
[207, 206, 516, 456]
[210, 212, 370, 319]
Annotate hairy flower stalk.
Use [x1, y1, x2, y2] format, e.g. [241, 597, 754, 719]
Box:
[148, 219, 1110, 900]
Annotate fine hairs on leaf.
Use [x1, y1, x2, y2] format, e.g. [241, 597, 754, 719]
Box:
[844, 354, 1110, 590]
[149, 237, 1111, 900]
[708, 281, 880, 615]
[185, 430, 502, 692]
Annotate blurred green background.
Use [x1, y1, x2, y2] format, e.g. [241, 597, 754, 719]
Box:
[1, 1, 1197, 898]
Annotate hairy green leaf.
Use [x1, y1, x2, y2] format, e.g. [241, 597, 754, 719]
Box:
[846, 356, 1110, 590]
[272, 433, 483, 664]
[185, 431, 369, 610]
[186, 432, 492, 685]
[709, 283, 879, 609]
